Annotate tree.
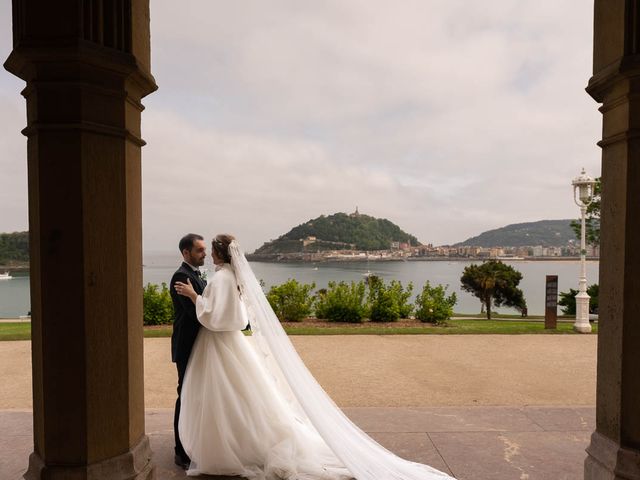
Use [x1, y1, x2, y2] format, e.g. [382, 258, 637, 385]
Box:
[558, 284, 599, 315]
[0, 231, 29, 264]
[460, 260, 526, 319]
[570, 177, 601, 247]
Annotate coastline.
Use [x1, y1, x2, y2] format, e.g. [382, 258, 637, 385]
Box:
[0, 264, 29, 272]
[246, 255, 600, 264]
[1, 255, 600, 270]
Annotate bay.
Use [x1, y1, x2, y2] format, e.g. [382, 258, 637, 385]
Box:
[0, 252, 599, 318]
[0, 271, 31, 318]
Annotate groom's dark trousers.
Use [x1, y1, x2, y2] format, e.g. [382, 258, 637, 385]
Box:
[170, 262, 206, 461]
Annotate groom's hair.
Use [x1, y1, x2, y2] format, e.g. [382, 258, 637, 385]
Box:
[179, 233, 204, 253]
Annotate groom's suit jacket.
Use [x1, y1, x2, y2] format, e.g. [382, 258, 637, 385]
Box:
[170, 262, 207, 364]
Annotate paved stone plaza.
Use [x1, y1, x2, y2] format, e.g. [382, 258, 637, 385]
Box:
[1, 406, 593, 479]
[0, 335, 596, 479]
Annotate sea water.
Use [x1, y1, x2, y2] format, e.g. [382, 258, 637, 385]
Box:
[0, 252, 599, 318]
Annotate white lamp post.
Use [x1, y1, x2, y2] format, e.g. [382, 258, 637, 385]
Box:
[572, 168, 597, 333]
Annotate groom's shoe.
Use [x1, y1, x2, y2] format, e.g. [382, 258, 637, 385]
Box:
[174, 454, 190, 470]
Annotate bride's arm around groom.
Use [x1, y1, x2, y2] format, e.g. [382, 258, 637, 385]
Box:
[176, 264, 248, 332]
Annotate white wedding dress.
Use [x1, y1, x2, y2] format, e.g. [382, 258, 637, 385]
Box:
[179, 244, 454, 480]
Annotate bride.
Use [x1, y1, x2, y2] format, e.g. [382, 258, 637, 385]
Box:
[174, 234, 454, 480]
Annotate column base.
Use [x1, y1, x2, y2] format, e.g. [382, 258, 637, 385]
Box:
[585, 431, 640, 480]
[24, 435, 154, 480]
[574, 323, 593, 333]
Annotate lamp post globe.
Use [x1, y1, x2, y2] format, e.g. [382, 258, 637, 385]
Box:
[571, 168, 596, 333]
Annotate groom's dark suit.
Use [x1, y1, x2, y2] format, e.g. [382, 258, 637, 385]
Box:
[170, 261, 207, 461]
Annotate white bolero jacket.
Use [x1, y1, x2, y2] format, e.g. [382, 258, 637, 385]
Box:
[195, 263, 248, 331]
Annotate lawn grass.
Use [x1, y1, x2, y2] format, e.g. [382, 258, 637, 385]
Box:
[453, 312, 545, 319]
[452, 312, 576, 320]
[0, 322, 31, 341]
[0, 318, 598, 341]
[280, 319, 597, 335]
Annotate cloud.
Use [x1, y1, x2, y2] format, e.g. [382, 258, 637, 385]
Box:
[1, 0, 602, 250]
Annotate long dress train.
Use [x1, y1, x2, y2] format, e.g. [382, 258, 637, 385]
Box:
[179, 253, 455, 480]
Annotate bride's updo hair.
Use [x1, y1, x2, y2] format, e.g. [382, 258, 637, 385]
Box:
[212, 234, 235, 263]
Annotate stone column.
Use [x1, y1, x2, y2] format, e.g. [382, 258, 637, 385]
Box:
[585, 1, 640, 479]
[4, 1, 157, 478]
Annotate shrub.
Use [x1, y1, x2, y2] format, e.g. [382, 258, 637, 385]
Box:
[315, 281, 367, 323]
[589, 284, 599, 313]
[558, 284, 599, 315]
[143, 282, 174, 325]
[366, 277, 414, 322]
[390, 280, 414, 318]
[368, 285, 399, 321]
[266, 279, 315, 322]
[367, 277, 395, 322]
[415, 282, 457, 324]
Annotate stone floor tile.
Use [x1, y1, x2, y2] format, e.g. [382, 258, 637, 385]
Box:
[0, 409, 32, 436]
[523, 406, 595, 432]
[343, 406, 543, 433]
[0, 432, 31, 479]
[0, 407, 595, 480]
[367, 431, 453, 475]
[430, 430, 590, 480]
[146, 408, 175, 435]
[149, 433, 240, 479]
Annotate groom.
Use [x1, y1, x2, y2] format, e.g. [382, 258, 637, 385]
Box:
[170, 233, 207, 469]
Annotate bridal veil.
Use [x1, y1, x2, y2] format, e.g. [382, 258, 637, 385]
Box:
[229, 241, 453, 480]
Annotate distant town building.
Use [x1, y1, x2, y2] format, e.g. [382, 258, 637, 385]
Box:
[586, 245, 600, 257]
[302, 236, 317, 247]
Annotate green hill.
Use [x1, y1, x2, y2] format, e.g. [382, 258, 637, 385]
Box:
[253, 211, 420, 254]
[0, 231, 29, 264]
[454, 220, 575, 247]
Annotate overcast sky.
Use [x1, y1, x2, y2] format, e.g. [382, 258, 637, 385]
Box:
[0, 1, 601, 252]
